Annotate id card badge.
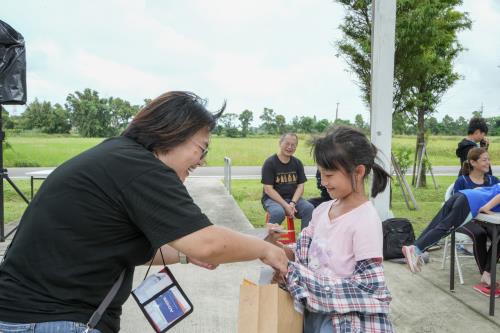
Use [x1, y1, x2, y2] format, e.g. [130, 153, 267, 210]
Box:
[132, 266, 193, 332]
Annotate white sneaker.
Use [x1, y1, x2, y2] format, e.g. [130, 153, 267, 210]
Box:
[402, 245, 424, 273]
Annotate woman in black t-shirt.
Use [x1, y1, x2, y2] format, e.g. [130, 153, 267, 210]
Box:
[0, 91, 288, 333]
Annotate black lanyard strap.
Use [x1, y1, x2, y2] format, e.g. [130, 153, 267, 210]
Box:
[85, 269, 126, 332]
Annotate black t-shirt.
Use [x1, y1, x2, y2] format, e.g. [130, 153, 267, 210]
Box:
[261, 154, 307, 203]
[0, 137, 212, 333]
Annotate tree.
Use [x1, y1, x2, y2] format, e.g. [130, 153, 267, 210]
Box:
[238, 110, 253, 137]
[314, 119, 331, 133]
[296, 116, 315, 133]
[275, 114, 287, 134]
[260, 108, 277, 134]
[21, 99, 70, 133]
[66, 89, 114, 137]
[441, 115, 457, 135]
[219, 113, 240, 137]
[455, 116, 468, 135]
[108, 97, 140, 132]
[1, 107, 15, 129]
[44, 103, 71, 134]
[335, 0, 471, 187]
[21, 98, 51, 130]
[425, 116, 440, 134]
[354, 114, 369, 133]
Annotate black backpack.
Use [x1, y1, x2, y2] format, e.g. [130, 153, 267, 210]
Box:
[382, 218, 415, 260]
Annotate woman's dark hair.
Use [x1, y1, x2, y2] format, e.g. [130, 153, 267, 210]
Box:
[122, 91, 225, 152]
[312, 125, 391, 198]
[461, 147, 488, 176]
[467, 117, 488, 135]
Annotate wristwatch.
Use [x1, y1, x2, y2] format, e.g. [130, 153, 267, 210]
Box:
[178, 252, 189, 264]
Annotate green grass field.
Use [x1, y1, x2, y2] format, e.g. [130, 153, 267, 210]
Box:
[2, 180, 42, 224]
[4, 136, 104, 167]
[231, 176, 457, 237]
[4, 175, 454, 234]
[3, 134, 499, 167]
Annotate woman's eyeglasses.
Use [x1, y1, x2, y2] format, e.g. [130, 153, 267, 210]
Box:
[192, 140, 209, 160]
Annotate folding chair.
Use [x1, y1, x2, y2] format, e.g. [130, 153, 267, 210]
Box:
[440, 184, 474, 284]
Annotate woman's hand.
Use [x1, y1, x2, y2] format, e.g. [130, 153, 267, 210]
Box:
[479, 205, 495, 215]
[188, 257, 218, 270]
[479, 194, 500, 215]
[260, 244, 289, 276]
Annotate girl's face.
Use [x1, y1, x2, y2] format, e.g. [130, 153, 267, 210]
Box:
[471, 152, 490, 174]
[319, 166, 355, 200]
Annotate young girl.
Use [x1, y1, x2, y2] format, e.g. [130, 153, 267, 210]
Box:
[453, 148, 500, 295]
[269, 126, 393, 332]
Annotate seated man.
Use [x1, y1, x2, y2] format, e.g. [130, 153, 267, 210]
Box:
[261, 133, 314, 230]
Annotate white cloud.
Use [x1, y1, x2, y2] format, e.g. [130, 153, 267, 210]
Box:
[74, 51, 169, 100]
[191, 0, 303, 24]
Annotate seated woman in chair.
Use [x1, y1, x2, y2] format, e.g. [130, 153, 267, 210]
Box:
[452, 148, 499, 295]
[402, 183, 500, 287]
[453, 148, 500, 290]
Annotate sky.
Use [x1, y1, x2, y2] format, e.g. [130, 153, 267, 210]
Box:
[2, 0, 499, 125]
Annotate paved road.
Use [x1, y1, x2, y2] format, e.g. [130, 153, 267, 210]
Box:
[7, 165, 500, 179]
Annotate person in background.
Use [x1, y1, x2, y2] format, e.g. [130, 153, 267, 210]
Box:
[308, 169, 331, 208]
[403, 184, 500, 277]
[0, 91, 288, 333]
[452, 147, 500, 296]
[456, 116, 491, 176]
[261, 133, 314, 230]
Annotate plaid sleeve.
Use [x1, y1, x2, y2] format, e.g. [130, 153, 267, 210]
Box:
[293, 225, 313, 266]
[285, 258, 392, 315]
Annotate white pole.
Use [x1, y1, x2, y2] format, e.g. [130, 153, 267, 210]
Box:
[370, 0, 396, 220]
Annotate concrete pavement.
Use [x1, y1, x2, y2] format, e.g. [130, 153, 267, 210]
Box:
[2, 178, 500, 332]
[121, 178, 500, 333]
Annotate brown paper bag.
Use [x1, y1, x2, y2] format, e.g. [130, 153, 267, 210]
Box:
[238, 282, 303, 333]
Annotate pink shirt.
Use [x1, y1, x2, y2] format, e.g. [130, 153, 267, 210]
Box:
[307, 200, 383, 278]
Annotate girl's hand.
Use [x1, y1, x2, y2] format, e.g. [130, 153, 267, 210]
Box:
[272, 270, 286, 284]
[264, 224, 285, 245]
[187, 257, 218, 270]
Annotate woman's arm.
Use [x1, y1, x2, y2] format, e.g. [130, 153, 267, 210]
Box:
[147, 244, 218, 270]
[167, 225, 289, 274]
[479, 194, 500, 215]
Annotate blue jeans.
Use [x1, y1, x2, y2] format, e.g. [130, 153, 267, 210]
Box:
[304, 311, 333, 333]
[263, 197, 314, 230]
[0, 321, 102, 333]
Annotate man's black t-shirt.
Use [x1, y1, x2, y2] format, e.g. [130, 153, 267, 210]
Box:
[261, 154, 307, 202]
[0, 137, 212, 333]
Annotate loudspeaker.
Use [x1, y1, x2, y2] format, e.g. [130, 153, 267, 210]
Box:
[0, 20, 27, 105]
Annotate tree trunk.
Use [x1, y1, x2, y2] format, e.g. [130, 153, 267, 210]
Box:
[414, 108, 427, 187]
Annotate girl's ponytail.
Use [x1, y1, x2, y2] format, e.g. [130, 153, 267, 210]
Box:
[371, 163, 391, 197]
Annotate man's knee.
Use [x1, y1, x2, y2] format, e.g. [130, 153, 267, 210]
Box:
[266, 206, 286, 224]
